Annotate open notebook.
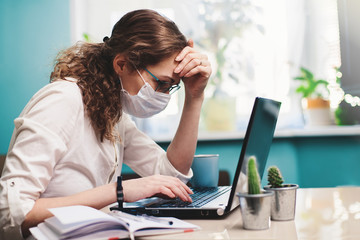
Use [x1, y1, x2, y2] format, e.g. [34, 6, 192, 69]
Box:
[30, 205, 200, 240]
[112, 97, 281, 218]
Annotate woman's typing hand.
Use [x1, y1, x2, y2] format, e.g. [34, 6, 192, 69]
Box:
[122, 175, 193, 203]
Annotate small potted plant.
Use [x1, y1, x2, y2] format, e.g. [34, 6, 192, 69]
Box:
[264, 166, 299, 221]
[236, 156, 274, 230]
[294, 66, 333, 126]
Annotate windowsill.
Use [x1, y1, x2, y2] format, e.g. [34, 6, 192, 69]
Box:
[152, 125, 360, 143]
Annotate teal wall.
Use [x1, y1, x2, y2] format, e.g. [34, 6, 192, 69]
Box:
[293, 136, 360, 187]
[196, 136, 360, 188]
[122, 136, 360, 188]
[0, 0, 70, 154]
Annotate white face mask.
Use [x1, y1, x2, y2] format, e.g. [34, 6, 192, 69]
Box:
[120, 69, 171, 118]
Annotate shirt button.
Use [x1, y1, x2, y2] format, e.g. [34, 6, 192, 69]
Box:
[10, 181, 15, 187]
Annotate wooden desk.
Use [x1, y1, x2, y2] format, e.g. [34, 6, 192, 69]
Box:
[134, 187, 360, 240]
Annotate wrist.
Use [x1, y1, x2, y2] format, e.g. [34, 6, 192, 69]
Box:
[184, 92, 204, 106]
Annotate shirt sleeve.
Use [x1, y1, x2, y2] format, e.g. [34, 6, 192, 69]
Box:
[0, 82, 81, 239]
[121, 114, 193, 183]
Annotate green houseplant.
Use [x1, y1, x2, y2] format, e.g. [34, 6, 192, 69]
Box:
[237, 156, 273, 230]
[264, 166, 299, 221]
[294, 67, 333, 125]
[294, 67, 329, 99]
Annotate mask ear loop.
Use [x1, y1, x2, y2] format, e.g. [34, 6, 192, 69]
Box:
[119, 68, 146, 92]
[118, 76, 125, 91]
[135, 68, 147, 84]
[118, 65, 146, 91]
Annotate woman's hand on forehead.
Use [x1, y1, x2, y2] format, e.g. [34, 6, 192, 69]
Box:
[174, 39, 212, 98]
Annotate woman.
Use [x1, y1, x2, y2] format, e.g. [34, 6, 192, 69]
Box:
[0, 9, 211, 239]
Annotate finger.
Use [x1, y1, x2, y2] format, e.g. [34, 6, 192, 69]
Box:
[151, 176, 193, 202]
[158, 186, 176, 199]
[174, 178, 193, 195]
[162, 179, 191, 202]
[187, 39, 194, 48]
[181, 58, 211, 78]
[182, 182, 194, 195]
[176, 179, 193, 201]
[184, 65, 211, 79]
[175, 52, 204, 75]
[175, 46, 196, 62]
[163, 178, 192, 202]
[169, 185, 191, 202]
[178, 188, 192, 202]
[178, 57, 204, 77]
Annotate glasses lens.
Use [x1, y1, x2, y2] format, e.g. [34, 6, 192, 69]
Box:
[168, 85, 181, 94]
[155, 81, 180, 94]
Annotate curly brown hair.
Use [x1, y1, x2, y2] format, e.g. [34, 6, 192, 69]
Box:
[50, 9, 187, 142]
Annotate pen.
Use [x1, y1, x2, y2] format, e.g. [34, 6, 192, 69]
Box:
[111, 211, 173, 225]
[117, 176, 123, 209]
[141, 214, 173, 225]
[110, 210, 141, 223]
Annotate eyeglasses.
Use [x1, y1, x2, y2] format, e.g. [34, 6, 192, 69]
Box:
[144, 68, 181, 94]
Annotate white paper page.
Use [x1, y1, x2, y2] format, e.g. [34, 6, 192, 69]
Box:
[37, 222, 61, 239]
[29, 227, 50, 240]
[48, 205, 115, 225]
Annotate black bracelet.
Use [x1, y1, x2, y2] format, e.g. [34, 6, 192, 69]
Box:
[117, 176, 123, 209]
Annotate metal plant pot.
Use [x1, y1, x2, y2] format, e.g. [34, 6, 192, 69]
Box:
[236, 190, 274, 230]
[264, 184, 299, 221]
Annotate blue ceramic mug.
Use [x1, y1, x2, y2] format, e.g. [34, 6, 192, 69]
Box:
[190, 154, 219, 187]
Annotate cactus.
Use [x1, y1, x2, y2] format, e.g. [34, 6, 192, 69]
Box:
[247, 156, 261, 194]
[267, 166, 284, 188]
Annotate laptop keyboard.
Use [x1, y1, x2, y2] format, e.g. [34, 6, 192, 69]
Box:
[150, 186, 230, 208]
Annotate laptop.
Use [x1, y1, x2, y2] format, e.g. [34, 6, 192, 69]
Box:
[112, 97, 281, 218]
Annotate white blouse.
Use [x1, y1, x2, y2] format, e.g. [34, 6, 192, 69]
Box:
[0, 79, 192, 239]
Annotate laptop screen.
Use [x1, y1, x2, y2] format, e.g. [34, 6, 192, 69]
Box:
[226, 97, 281, 212]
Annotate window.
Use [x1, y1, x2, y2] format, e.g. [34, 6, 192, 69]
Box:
[70, 0, 341, 140]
